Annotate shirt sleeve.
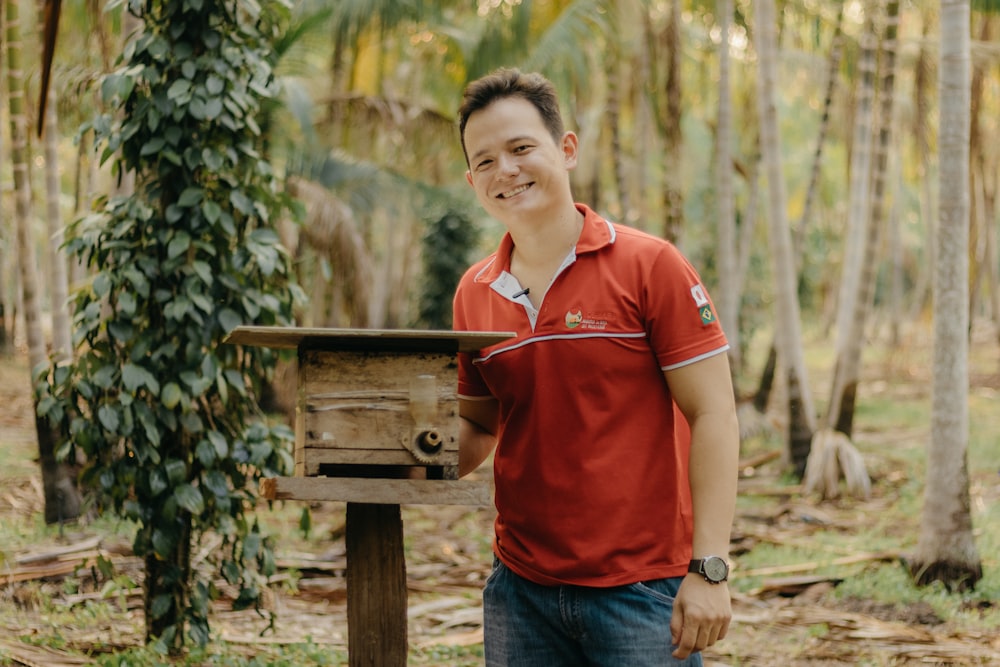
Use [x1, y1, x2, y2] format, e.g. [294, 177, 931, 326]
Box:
[642, 242, 730, 370]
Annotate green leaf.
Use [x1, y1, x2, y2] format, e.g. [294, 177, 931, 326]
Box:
[141, 137, 166, 156]
[189, 97, 207, 120]
[206, 74, 224, 95]
[152, 528, 175, 559]
[123, 363, 159, 394]
[230, 190, 254, 215]
[161, 382, 183, 409]
[224, 369, 246, 396]
[203, 97, 223, 119]
[203, 470, 230, 498]
[192, 260, 213, 284]
[118, 291, 137, 316]
[98, 405, 120, 432]
[108, 321, 134, 342]
[299, 507, 312, 539]
[93, 366, 116, 390]
[150, 469, 169, 496]
[178, 188, 204, 207]
[174, 484, 205, 515]
[165, 459, 187, 485]
[202, 199, 222, 224]
[93, 272, 112, 297]
[167, 79, 192, 101]
[167, 231, 191, 259]
[218, 308, 242, 334]
[208, 430, 228, 458]
[242, 532, 262, 561]
[202, 149, 224, 172]
[196, 440, 217, 467]
[150, 594, 173, 620]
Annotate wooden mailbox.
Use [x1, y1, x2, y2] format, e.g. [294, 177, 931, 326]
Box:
[224, 325, 512, 666]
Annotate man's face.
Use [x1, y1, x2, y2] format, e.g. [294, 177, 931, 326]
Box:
[462, 96, 577, 222]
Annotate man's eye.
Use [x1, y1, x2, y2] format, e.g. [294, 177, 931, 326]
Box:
[475, 159, 493, 170]
[513, 145, 530, 153]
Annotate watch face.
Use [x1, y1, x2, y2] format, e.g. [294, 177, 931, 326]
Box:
[703, 557, 728, 582]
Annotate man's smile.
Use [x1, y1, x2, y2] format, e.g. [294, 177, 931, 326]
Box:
[497, 183, 532, 199]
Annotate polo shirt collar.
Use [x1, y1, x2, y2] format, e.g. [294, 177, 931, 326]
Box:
[473, 203, 616, 286]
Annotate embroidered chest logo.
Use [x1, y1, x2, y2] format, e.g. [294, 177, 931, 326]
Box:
[564, 308, 611, 330]
[690, 284, 718, 326]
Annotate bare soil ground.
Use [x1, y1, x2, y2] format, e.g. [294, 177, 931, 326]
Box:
[1, 346, 999, 666]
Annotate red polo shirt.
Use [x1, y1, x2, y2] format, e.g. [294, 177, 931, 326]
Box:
[454, 204, 729, 587]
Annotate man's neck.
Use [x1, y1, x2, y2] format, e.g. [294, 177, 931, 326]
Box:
[506, 201, 584, 268]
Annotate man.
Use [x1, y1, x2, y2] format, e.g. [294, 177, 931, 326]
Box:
[453, 67, 740, 666]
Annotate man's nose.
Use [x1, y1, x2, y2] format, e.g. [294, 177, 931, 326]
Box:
[497, 154, 519, 176]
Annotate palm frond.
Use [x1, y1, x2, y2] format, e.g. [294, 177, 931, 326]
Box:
[522, 0, 613, 85]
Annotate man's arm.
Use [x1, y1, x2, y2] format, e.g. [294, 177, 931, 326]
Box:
[458, 397, 500, 477]
[663, 351, 740, 659]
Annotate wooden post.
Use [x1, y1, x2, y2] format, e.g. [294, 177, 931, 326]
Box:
[346, 503, 408, 666]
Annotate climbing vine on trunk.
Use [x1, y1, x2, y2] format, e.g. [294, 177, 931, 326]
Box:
[37, 0, 302, 652]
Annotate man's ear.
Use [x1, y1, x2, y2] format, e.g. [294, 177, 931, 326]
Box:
[562, 132, 579, 169]
[465, 170, 474, 187]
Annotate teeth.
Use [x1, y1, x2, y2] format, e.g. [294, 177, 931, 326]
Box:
[499, 184, 530, 199]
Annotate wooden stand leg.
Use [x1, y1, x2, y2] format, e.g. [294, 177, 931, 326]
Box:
[346, 502, 408, 666]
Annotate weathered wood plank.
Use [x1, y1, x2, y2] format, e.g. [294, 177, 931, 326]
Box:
[346, 503, 407, 667]
[224, 325, 513, 353]
[259, 477, 491, 507]
[298, 348, 459, 466]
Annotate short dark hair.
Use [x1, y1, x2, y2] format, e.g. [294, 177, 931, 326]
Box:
[458, 68, 565, 165]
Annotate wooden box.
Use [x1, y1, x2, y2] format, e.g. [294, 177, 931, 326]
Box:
[225, 327, 512, 481]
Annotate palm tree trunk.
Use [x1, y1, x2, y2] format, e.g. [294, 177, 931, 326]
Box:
[607, 54, 630, 222]
[827, 0, 901, 437]
[968, 14, 998, 333]
[754, 0, 816, 473]
[793, 4, 845, 264]
[661, 0, 684, 244]
[909, 0, 982, 592]
[908, 8, 935, 321]
[831, 4, 877, 355]
[6, 0, 81, 524]
[714, 0, 740, 374]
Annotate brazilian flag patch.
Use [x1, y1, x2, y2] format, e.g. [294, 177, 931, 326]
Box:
[699, 305, 717, 325]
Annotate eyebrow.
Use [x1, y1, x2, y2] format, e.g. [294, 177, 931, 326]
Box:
[469, 134, 538, 163]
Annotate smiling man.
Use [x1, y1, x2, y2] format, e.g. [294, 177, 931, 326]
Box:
[452, 68, 740, 667]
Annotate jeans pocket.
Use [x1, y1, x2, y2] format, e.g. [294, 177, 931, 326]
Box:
[629, 577, 681, 605]
[484, 555, 505, 588]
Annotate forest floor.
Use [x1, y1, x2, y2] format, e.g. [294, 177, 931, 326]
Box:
[1, 325, 1000, 666]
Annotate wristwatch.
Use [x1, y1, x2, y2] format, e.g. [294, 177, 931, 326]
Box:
[688, 556, 729, 584]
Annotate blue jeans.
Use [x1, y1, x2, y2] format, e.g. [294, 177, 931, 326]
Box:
[483, 559, 703, 667]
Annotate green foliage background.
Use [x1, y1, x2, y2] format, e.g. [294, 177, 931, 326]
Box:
[36, 0, 304, 650]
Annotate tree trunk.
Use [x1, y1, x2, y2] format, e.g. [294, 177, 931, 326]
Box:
[909, 0, 982, 593]
[661, 0, 684, 244]
[753, 0, 816, 474]
[44, 86, 72, 362]
[827, 0, 901, 437]
[714, 0, 740, 375]
[968, 15, 998, 333]
[145, 511, 193, 649]
[907, 9, 935, 322]
[832, 5, 877, 352]
[6, 0, 82, 524]
[607, 53, 629, 223]
[793, 4, 844, 264]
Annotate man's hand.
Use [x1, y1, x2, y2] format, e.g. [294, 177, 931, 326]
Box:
[669, 575, 732, 659]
